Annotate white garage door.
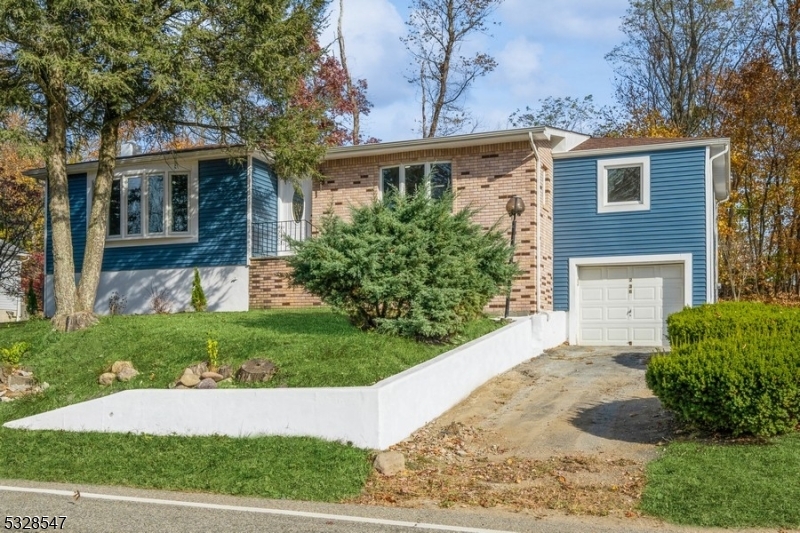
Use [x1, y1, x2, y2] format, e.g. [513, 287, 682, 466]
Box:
[577, 263, 685, 346]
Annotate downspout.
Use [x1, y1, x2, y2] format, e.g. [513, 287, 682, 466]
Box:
[708, 144, 730, 302]
[529, 132, 542, 313]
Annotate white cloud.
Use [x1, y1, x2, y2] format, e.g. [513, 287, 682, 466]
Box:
[498, 0, 628, 43]
[495, 36, 544, 98]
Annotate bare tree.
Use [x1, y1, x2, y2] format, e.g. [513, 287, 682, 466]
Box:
[607, 0, 759, 136]
[337, 0, 361, 144]
[403, 0, 502, 138]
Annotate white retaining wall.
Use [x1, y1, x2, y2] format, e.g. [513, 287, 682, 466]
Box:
[5, 312, 567, 449]
[44, 265, 249, 316]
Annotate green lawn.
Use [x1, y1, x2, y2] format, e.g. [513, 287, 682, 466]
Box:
[641, 434, 800, 528]
[0, 309, 501, 501]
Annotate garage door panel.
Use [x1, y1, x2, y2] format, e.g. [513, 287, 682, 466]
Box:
[606, 267, 630, 280]
[606, 306, 630, 320]
[577, 262, 685, 347]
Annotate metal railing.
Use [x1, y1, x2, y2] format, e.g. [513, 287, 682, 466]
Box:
[252, 220, 312, 258]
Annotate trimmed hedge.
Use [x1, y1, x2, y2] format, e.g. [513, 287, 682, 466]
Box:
[647, 302, 800, 436]
[647, 337, 800, 436]
[666, 301, 800, 347]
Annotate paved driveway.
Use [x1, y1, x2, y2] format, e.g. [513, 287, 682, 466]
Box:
[356, 345, 672, 515]
[433, 344, 671, 461]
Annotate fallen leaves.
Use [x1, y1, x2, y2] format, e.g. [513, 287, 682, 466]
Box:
[349, 421, 646, 516]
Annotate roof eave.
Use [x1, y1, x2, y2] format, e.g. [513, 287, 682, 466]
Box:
[553, 138, 731, 159]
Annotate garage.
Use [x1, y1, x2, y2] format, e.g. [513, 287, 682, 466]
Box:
[576, 262, 686, 346]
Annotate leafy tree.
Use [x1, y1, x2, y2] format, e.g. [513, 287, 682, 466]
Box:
[287, 187, 519, 341]
[403, 0, 503, 138]
[0, 0, 328, 330]
[0, 117, 43, 299]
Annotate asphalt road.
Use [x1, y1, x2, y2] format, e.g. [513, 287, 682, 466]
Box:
[0, 479, 768, 533]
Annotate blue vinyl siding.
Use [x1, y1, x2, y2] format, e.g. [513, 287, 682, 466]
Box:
[252, 159, 278, 224]
[45, 174, 87, 275]
[101, 158, 247, 271]
[553, 147, 708, 310]
[251, 159, 279, 257]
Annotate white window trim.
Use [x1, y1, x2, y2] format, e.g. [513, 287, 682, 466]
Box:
[102, 162, 199, 248]
[378, 161, 451, 198]
[567, 253, 692, 345]
[597, 155, 650, 213]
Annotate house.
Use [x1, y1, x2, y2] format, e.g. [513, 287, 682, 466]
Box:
[32, 127, 730, 346]
[0, 240, 26, 322]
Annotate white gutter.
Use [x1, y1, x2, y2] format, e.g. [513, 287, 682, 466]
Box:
[529, 132, 542, 313]
[552, 138, 731, 159]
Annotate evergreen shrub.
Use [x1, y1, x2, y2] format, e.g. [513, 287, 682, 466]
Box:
[648, 302, 800, 436]
[287, 187, 519, 341]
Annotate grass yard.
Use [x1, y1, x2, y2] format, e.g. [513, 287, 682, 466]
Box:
[641, 434, 800, 528]
[0, 309, 501, 501]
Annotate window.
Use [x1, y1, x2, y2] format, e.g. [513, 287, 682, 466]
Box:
[108, 172, 193, 241]
[380, 162, 452, 199]
[597, 155, 650, 213]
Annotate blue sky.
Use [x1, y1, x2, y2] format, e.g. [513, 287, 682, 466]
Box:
[320, 0, 631, 142]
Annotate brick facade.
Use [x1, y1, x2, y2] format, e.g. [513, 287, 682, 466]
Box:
[249, 140, 555, 314]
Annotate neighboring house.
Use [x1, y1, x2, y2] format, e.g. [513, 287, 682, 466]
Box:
[0, 240, 26, 322]
[30, 127, 729, 346]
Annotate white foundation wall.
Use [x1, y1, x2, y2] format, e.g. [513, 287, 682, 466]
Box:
[44, 265, 249, 316]
[6, 312, 568, 449]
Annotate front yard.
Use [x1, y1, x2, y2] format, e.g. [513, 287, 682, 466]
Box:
[0, 309, 500, 501]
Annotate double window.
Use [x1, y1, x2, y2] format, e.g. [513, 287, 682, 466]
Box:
[597, 155, 650, 213]
[108, 173, 192, 240]
[380, 162, 452, 200]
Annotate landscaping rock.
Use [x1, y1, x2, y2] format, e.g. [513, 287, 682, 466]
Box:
[116, 367, 139, 382]
[175, 384, 187, 389]
[111, 361, 135, 374]
[218, 365, 233, 380]
[235, 359, 277, 383]
[196, 378, 217, 389]
[98, 372, 117, 386]
[8, 374, 34, 389]
[179, 373, 201, 387]
[201, 371, 224, 381]
[373, 451, 405, 476]
[187, 362, 208, 376]
[0, 367, 5, 384]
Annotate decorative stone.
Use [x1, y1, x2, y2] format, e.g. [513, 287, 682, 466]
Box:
[235, 359, 277, 383]
[0, 367, 6, 384]
[174, 384, 187, 389]
[196, 378, 217, 389]
[218, 365, 232, 380]
[8, 374, 34, 389]
[111, 361, 135, 374]
[0, 396, 12, 402]
[201, 371, 223, 381]
[187, 362, 208, 376]
[40, 382, 49, 390]
[179, 373, 201, 387]
[98, 372, 116, 386]
[373, 451, 405, 476]
[116, 367, 139, 382]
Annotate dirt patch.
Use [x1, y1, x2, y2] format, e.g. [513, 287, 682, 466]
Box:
[351, 345, 673, 517]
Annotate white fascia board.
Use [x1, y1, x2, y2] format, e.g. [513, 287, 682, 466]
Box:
[25, 147, 248, 179]
[568, 253, 693, 345]
[323, 127, 588, 161]
[553, 138, 731, 160]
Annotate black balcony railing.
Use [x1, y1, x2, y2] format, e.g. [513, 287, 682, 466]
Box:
[252, 220, 311, 258]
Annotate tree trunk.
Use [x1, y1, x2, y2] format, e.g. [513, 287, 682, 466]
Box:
[77, 109, 120, 313]
[45, 69, 79, 326]
[337, 0, 360, 145]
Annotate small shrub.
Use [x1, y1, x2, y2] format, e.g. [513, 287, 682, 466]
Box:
[191, 268, 207, 312]
[1, 341, 30, 368]
[108, 291, 127, 315]
[25, 279, 38, 317]
[149, 285, 172, 314]
[287, 185, 519, 341]
[206, 331, 219, 369]
[647, 337, 800, 437]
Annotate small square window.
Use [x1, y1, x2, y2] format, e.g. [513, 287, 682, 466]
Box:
[597, 156, 650, 213]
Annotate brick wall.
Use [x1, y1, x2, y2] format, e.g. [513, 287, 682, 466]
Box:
[249, 257, 322, 309]
[250, 140, 554, 314]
